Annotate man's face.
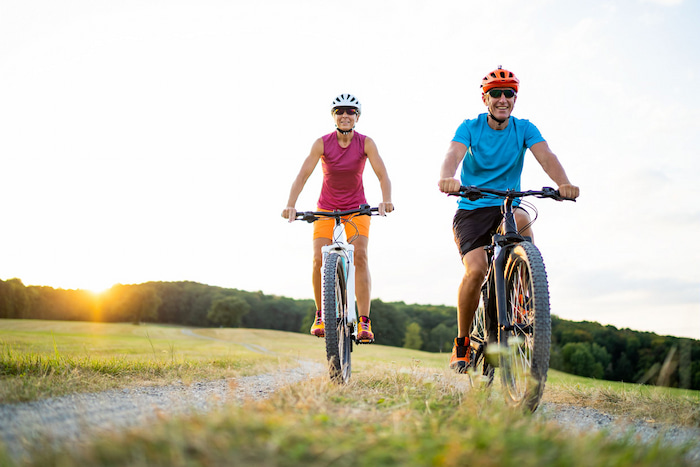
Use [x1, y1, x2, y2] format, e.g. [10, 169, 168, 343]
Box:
[332, 106, 359, 132]
[482, 88, 517, 121]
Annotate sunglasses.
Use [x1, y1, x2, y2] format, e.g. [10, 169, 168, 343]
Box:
[488, 89, 517, 98]
[333, 107, 358, 116]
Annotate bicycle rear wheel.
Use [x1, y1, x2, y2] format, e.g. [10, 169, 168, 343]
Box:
[322, 252, 352, 383]
[498, 241, 551, 411]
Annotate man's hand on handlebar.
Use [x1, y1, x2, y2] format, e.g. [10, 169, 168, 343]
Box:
[438, 177, 461, 194]
[556, 183, 580, 200]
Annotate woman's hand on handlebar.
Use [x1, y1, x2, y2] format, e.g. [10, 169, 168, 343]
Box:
[378, 202, 394, 216]
[281, 207, 297, 222]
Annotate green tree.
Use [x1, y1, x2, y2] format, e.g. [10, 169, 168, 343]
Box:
[615, 352, 634, 381]
[0, 278, 30, 319]
[403, 322, 423, 350]
[208, 296, 250, 328]
[369, 300, 406, 347]
[104, 285, 161, 324]
[428, 323, 455, 352]
[562, 342, 604, 379]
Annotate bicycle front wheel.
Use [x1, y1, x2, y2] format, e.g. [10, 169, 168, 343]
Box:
[498, 241, 551, 412]
[322, 252, 352, 383]
[468, 285, 496, 387]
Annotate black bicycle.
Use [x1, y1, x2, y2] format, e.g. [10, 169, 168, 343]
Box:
[450, 186, 574, 411]
[294, 204, 381, 383]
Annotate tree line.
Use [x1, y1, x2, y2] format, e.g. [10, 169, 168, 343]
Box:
[1, 277, 698, 390]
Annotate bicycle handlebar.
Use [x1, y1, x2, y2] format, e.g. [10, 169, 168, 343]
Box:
[294, 204, 380, 223]
[449, 186, 576, 202]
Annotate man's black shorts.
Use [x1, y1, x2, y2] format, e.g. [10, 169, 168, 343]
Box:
[452, 206, 503, 257]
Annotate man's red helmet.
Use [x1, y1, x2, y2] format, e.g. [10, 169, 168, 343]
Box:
[481, 66, 520, 94]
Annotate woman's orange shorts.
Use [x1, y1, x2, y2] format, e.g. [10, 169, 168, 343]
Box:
[312, 209, 371, 240]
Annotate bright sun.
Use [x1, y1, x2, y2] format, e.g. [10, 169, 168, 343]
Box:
[83, 283, 114, 295]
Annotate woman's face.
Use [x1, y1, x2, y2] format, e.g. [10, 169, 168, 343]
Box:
[332, 107, 359, 132]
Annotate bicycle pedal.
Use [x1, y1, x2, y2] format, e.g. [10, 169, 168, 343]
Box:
[356, 338, 374, 344]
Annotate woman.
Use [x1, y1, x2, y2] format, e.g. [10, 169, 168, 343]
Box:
[282, 93, 393, 342]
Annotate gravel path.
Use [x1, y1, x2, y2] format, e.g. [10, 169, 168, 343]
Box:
[0, 359, 325, 461]
[1, 332, 698, 464]
[537, 402, 700, 463]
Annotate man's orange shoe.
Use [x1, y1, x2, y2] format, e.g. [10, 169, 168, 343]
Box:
[357, 316, 374, 343]
[310, 311, 324, 338]
[449, 337, 470, 374]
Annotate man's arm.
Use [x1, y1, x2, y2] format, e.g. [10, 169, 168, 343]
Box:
[438, 141, 468, 193]
[530, 141, 580, 199]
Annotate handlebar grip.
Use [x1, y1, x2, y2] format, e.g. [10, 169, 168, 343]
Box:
[295, 212, 318, 222]
[547, 188, 576, 202]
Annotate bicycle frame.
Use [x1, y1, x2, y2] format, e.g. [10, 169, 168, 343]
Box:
[490, 196, 527, 334]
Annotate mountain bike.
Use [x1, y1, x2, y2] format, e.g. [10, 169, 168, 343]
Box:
[449, 186, 574, 411]
[294, 204, 381, 384]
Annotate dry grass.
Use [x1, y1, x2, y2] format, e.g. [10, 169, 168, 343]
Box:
[543, 376, 700, 427]
[13, 362, 697, 467]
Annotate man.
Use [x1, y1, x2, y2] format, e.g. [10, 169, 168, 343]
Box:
[282, 93, 394, 343]
[438, 66, 580, 373]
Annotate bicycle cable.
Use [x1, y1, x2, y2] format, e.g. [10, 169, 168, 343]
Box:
[344, 214, 362, 244]
[474, 193, 539, 236]
[515, 199, 539, 234]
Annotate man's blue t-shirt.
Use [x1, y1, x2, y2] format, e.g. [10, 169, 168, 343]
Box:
[452, 113, 545, 210]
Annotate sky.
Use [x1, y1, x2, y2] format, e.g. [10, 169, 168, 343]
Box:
[1, 0, 699, 340]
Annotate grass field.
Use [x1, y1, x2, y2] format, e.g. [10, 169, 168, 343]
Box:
[1, 319, 699, 466]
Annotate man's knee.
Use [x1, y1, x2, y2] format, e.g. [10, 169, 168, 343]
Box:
[515, 209, 532, 230]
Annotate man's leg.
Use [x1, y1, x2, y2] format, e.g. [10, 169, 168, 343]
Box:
[457, 248, 489, 337]
[514, 208, 534, 242]
[451, 247, 489, 372]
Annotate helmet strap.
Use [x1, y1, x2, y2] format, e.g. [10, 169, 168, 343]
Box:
[336, 125, 355, 135]
[488, 112, 509, 126]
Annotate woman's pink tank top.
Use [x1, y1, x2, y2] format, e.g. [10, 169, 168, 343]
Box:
[317, 131, 368, 211]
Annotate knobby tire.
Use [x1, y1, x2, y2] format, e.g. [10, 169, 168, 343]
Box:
[468, 283, 496, 387]
[498, 241, 551, 412]
[322, 253, 352, 383]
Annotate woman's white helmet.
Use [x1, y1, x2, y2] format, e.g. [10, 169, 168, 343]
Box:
[330, 93, 361, 114]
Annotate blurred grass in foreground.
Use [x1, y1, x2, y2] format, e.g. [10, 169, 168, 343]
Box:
[0, 320, 698, 466]
[2, 363, 697, 467]
[1, 319, 698, 427]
